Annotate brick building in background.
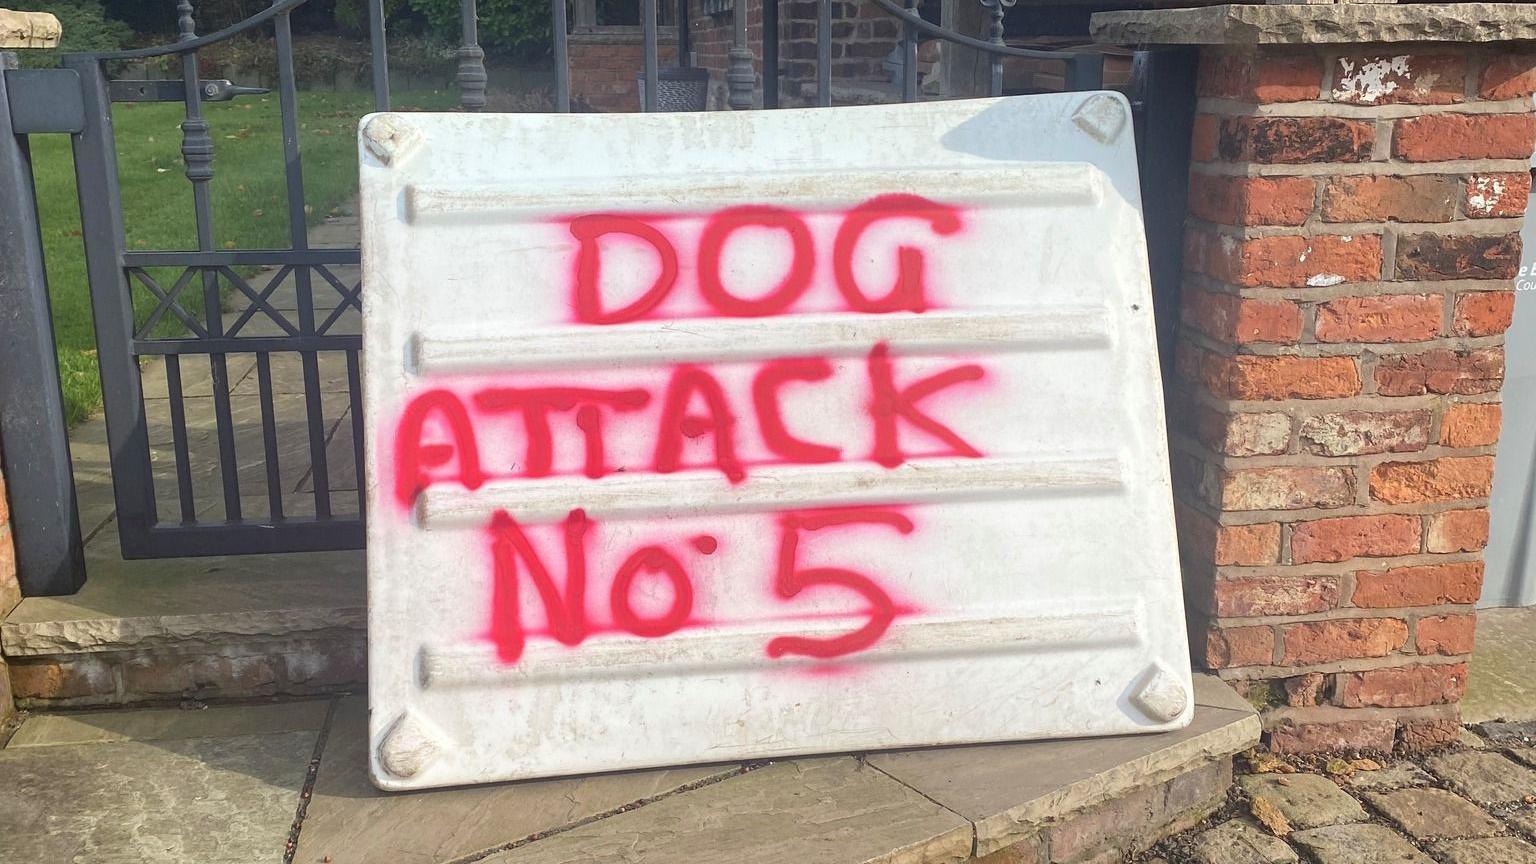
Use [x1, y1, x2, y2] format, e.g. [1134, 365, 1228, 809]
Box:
[567, 0, 1132, 110]
[1094, 5, 1536, 752]
[568, 0, 907, 110]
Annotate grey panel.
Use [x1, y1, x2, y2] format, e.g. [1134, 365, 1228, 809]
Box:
[1485, 181, 1536, 608]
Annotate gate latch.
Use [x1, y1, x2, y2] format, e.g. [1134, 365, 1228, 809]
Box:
[109, 78, 270, 104]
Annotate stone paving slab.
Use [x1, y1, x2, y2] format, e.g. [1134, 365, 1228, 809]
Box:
[1364, 787, 1503, 841]
[478, 757, 975, 864]
[1145, 739, 1536, 864]
[0, 680, 1259, 863]
[7, 699, 329, 747]
[1477, 721, 1536, 748]
[0, 727, 315, 864]
[228, 350, 354, 398]
[1, 520, 364, 657]
[300, 686, 1255, 864]
[1289, 823, 1434, 864]
[1506, 748, 1536, 770]
[1432, 836, 1536, 864]
[1463, 606, 1536, 726]
[1475, 723, 1536, 770]
[1238, 773, 1367, 829]
[294, 697, 740, 864]
[868, 699, 1259, 856]
[1344, 762, 1434, 792]
[1506, 809, 1536, 837]
[1193, 671, 1261, 713]
[139, 396, 356, 521]
[1188, 819, 1297, 864]
[1424, 750, 1536, 805]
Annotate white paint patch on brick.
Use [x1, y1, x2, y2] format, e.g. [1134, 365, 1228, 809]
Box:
[1308, 273, 1347, 287]
[1467, 175, 1509, 217]
[1333, 55, 1412, 104]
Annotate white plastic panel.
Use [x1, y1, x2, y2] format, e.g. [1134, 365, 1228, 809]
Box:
[359, 94, 1191, 790]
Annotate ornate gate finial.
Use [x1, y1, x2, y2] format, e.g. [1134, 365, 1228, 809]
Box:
[457, 0, 487, 111]
[979, 0, 1016, 96]
[176, 0, 196, 42]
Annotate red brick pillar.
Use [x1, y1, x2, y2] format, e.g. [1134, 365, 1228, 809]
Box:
[1093, 5, 1536, 752]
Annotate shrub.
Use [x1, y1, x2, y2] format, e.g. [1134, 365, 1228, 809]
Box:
[185, 32, 458, 84]
[332, 0, 414, 36]
[20, 0, 134, 68]
[408, 0, 553, 58]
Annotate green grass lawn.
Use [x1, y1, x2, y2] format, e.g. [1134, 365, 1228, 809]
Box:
[30, 89, 457, 425]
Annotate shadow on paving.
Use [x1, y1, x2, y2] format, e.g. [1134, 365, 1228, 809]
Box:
[1464, 606, 1536, 726]
[0, 701, 329, 864]
[0, 678, 1262, 864]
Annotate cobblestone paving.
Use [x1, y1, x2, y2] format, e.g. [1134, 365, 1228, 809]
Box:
[1141, 722, 1536, 864]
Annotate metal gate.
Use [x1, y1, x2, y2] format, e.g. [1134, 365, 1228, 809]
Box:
[0, 0, 1193, 595]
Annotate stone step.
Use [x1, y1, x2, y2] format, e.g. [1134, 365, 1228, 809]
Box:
[297, 676, 1260, 864]
[305, 673, 1253, 860]
[0, 678, 1258, 863]
[2, 529, 364, 708]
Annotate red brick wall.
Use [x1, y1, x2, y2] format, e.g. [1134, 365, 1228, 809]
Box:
[569, 30, 680, 111]
[687, 0, 763, 107]
[1174, 45, 1536, 753]
[567, 0, 907, 110]
[775, 0, 901, 105]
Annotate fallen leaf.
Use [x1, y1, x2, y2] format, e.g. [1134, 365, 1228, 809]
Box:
[1248, 750, 1286, 774]
[1250, 795, 1292, 837]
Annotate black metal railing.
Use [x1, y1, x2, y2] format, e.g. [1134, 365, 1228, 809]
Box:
[58, 0, 370, 559]
[544, 0, 1104, 112]
[0, 0, 1151, 589]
